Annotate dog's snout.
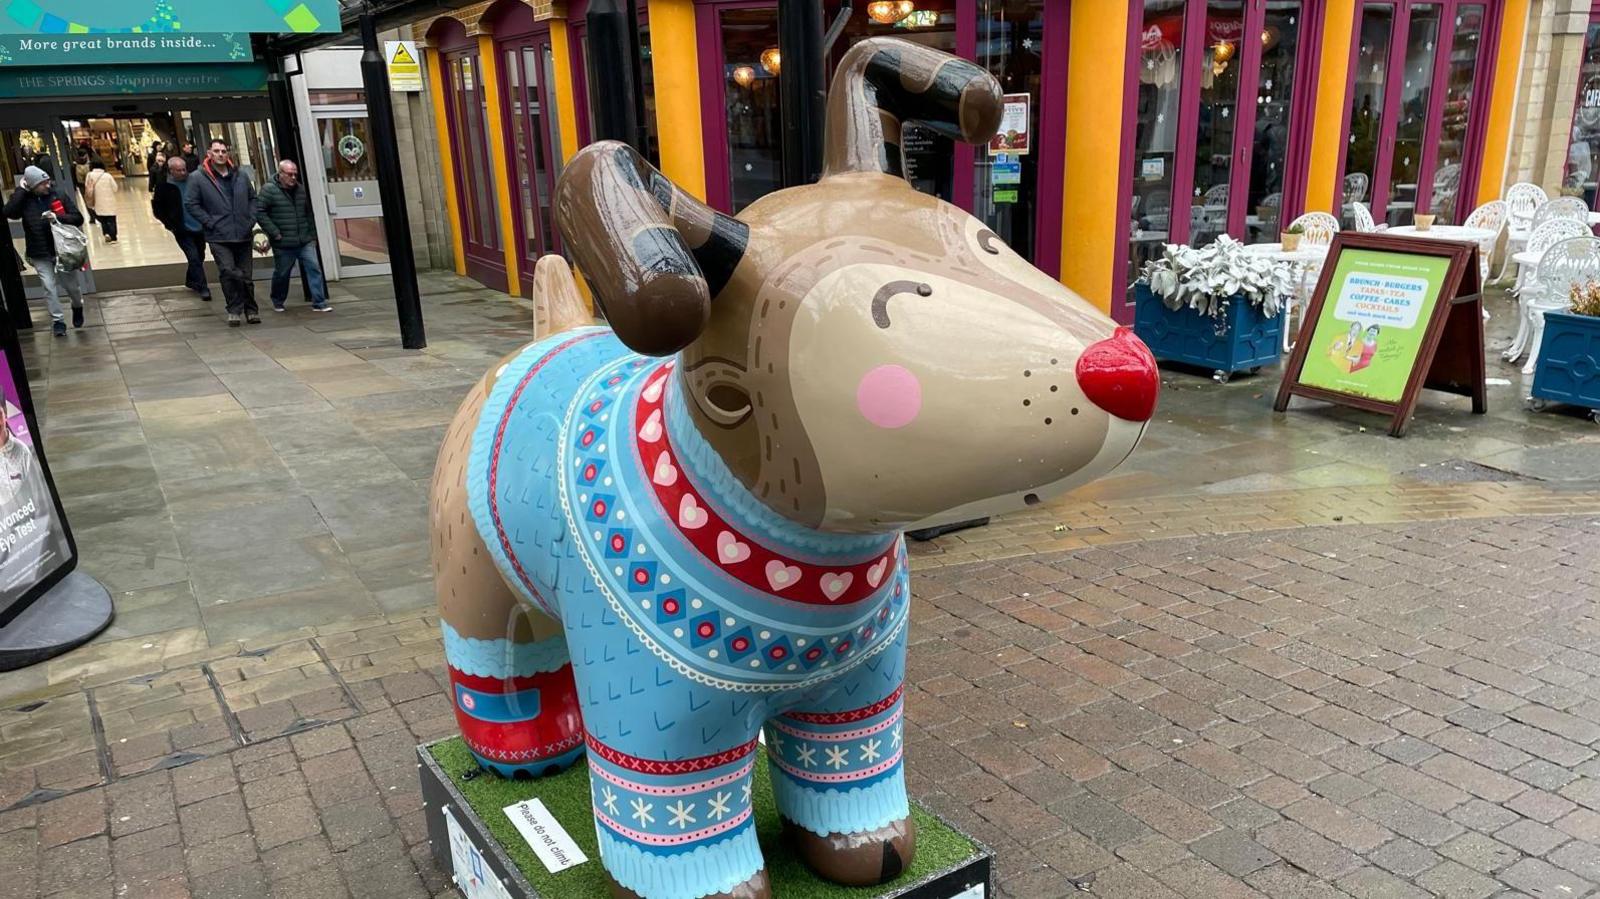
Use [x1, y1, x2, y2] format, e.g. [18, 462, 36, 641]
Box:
[1075, 327, 1158, 422]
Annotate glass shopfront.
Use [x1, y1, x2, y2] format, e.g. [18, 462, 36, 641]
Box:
[1123, 0, 1316, 305]
[1338, 1, 1494, 228]
[1563, 8, 1600, 208]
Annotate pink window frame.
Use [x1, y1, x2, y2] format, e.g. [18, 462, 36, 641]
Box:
[439, 45, 511, 292]
[1558, 5, 1600, 196]
[1331, 0, 1505, 223]
[1112, 0, 1325, 323]
[692, 0, 1071, 276]
[494, 27, 564, 295]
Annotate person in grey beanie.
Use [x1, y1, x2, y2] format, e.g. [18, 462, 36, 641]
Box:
[3, 165, 85, 336]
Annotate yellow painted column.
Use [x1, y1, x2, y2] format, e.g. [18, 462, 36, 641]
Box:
[1059, 1, 1130, 313]
[648, 0, 707, 199]
[427, 49, 467, 276]
[1477, 0, 1532, 202]
[550, 20, 583, 162]
[1305, 0, 1357, 214]
[478, 35, 522, 294]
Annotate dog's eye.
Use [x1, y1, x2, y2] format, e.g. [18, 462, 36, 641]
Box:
[976, 229, 1003, 255]
[871, 281, 933, 329]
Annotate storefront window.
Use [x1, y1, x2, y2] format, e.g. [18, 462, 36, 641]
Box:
[1432, 5, 1485, 223]
[1129, 1, 1186, 286]
[1384, 5, 1439, 227]
[719, 7, 783, 212]
[505, 47, 545, 264]
[449, 54, 500, 254]
[972, 0, 1044, 261]
[1190, 2, 1244, 247]
[1342, 7, 1393, 227]
[1339, 1, 1494, 229]
[1563, 15, 1600, 208]
[1246, 2, 1303, 242]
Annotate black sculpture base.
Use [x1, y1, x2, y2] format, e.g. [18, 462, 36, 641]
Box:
[0, 572, 113, 671]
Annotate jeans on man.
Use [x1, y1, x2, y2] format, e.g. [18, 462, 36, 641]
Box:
[30, 257, 83, 323]
[270, 242, 327, 309]
[208, 241, 257, 316]
[173, 229, 209, 294]
[99, 215, 117, 241]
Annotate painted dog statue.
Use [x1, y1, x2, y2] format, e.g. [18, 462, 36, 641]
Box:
[430, 36, 1159, 899]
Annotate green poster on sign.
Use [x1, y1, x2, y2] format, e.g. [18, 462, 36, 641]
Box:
[0, 32, 248, 66]
[1296, 247, 1453, 404]
[0, 1, 338, 35]
[0, 62, 267, 97]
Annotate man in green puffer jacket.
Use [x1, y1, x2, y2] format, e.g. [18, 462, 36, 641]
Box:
[254, 160, 330, 313]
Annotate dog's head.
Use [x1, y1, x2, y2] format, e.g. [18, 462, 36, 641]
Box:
[557, 38, 1156, 534]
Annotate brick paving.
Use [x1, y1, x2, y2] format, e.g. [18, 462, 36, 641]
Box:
[3, 515, 1600, 897]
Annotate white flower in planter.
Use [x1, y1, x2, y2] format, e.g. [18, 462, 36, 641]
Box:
[1139, 235, 1292, 320]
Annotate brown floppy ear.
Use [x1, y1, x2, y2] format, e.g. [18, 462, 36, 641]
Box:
[555, 141, 749, 356]
[824, 37, 1005, 180]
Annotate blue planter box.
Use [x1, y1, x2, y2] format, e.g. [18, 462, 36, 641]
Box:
[1531, 310, 1600, 411]
[1133, 283, 1283, 377]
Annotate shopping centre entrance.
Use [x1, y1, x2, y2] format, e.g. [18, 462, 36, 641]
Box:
[1, 96, 279, 299]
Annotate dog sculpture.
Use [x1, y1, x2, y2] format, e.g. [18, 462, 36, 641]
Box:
[431, 37, 1158, 899]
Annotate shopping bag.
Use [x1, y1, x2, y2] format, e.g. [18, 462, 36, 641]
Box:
[49, 217, 88, 272]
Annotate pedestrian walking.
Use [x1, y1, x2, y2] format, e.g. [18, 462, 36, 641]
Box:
[180, 142, 200, 175]
[255, 160, 330, 313]
[184, 138, 259, 326]
[152, 156, 211, 301]
[83, 160, 119, 243]
[3, 166, 86, 336]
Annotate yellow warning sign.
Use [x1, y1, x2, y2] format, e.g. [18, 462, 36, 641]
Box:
[385, 40, 424, 92]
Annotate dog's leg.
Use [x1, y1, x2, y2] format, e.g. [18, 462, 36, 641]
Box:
[765, 629, 915, 886]
[431, 369, 583, 777]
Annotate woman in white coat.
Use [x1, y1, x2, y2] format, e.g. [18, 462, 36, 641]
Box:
[83, 160, 119, 243]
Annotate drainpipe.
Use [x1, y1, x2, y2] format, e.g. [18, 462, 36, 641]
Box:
[586, 0, 646, 152]
[777, 0, 826, 186]
[360, 6, 426, 348]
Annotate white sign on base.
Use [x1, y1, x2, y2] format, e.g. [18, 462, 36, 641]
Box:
[445, 806, 515, 899]
[503, 798, 589, 873]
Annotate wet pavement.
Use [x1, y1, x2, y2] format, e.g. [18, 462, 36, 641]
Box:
[0, 276, 1598, 898]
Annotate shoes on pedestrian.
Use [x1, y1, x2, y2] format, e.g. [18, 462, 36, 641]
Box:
[312, 304, 332, 313]
[272, 303, 286, 313]
[227, 313, 241, 327]
[246, 314, 261, 325]
[71, 306, 83, 328]
[200, 292, 212, 302]
[52, 320, 65, 336]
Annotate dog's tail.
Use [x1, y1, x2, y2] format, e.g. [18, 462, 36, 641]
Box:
[823, 37, 1004, 180]
[531, 254, 595, 339]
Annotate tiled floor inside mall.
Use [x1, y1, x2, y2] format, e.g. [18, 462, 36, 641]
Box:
[2, 271, 1600, 898]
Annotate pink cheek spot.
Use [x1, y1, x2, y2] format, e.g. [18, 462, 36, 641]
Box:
[856, 364, 922, 429]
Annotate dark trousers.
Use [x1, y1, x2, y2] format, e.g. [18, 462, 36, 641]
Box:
[99, 215, 117, 241]
[208, 240, 257, 315]
[173, 229, 208, 294]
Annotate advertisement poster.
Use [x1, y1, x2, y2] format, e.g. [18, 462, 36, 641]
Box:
[0, 33, 247, 66]
[988, 93, 1030, 155]
[0, 347, 74, 624]
[1297, 248, 1452, 403]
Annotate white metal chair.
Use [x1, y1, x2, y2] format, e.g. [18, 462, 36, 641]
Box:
[1530, 195, 1591, 231]
[1279, 212, 1342, 351]
[1462, 200, 1508, 284]
[1521, 236, 1600, 375]
[1430, 163, 1463, 215]
[1505, 219, 1595, 363]
[1344, 173, 1369, 205]
[1499, 182, 1551, 280]
[1348, 202, 1380, 233]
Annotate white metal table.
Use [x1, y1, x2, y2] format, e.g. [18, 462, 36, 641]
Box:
[1241, 242, 1330, 352]
[1384, 225, 1498, 242]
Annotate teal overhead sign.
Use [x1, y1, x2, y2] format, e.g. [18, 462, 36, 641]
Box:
[0, 62, 268, 97]
[0, 32, 250, 65]
[0, 0, 339, 35]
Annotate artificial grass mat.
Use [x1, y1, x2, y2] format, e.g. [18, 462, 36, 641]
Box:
[428, 737, 979, 898]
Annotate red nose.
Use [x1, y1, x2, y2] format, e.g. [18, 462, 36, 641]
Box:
[1075, 327, 1158, 422]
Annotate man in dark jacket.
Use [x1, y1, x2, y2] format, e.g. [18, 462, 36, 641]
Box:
[3, 166, 85, 336]
[255, 160, 330, 313]
[180, 142, 200, 175]
[152, 156, 210, 301]
[185, 138, 258, 325]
